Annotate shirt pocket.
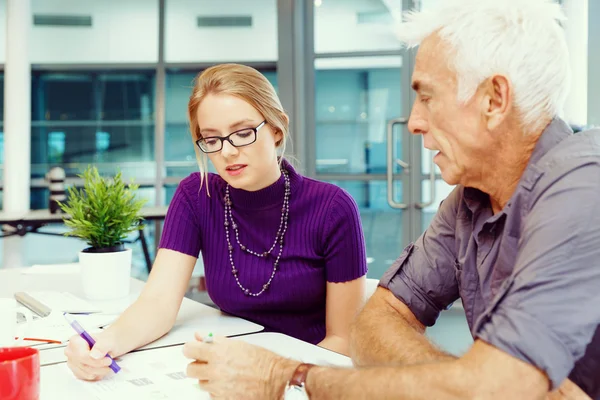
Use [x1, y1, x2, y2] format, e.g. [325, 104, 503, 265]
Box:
[473, 275, 516, 333]
[490, 235, 519, 298]
[454, 259, 464, 293]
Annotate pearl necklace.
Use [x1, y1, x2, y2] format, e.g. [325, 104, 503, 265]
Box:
[224, 169, 290, 296]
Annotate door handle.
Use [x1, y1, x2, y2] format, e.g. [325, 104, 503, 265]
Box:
[416, 151, 437, 209]
[386, 117, 409, 209]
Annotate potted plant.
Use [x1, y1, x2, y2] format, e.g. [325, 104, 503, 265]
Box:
[59, 166, 147, 300]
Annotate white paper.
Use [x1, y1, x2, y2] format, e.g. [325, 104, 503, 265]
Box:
[40, 333, 353, 399]
[21, 291, 102, 313]
[25, 311, 117, 343]
[47, 346, 209, 400]
[22, 263, 81, 274]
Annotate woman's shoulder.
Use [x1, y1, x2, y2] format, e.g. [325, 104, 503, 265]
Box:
[301, 176, 340, 193]
[298, 177, 359, 210]
[175, 172, 226, 204]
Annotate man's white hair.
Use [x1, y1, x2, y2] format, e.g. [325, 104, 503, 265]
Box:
[397, 0, 571, 133]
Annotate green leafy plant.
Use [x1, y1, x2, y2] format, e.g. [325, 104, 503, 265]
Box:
[58, 166, 148, 251]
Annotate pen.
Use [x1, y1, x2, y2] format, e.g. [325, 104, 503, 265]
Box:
[63, 313, 121, 373]
[18, 337, 63, 344]
[203, 332, 214, 343]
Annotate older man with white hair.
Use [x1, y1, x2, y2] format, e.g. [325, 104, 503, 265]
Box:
[182, 1, 600, 399]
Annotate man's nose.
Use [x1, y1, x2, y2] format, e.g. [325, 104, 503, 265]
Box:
[408, 104, 428, 136]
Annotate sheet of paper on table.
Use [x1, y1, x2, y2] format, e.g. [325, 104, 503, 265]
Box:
[20, 311, 118, 344]
[43, 345, 209, 400]
[41, 332, 353, 399]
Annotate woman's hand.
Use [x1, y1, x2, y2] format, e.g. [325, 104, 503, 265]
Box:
[64, 331, 119, 381]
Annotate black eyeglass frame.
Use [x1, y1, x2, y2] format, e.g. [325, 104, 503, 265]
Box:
[195, 120, 267, 154]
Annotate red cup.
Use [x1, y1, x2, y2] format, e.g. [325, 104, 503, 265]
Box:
[0, 347, 40, 400]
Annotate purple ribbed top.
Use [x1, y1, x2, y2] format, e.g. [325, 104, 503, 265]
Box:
[159, 160, 367, 344]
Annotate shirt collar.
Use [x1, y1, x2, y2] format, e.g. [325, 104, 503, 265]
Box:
[462, 118, 573, 214]
[526, 117, 573, 168]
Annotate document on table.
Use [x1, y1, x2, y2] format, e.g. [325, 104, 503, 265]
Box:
[42, 345, 208, 400]
[21, 311, 118, 344]
[21, 263, 81, 274]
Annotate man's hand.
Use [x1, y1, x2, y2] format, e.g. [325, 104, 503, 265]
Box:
[183, 332, 297, 400]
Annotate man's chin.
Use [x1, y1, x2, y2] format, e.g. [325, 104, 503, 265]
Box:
[439, 169, 460, 186]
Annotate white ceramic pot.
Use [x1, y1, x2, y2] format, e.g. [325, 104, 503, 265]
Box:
[79, 248, 132, 300]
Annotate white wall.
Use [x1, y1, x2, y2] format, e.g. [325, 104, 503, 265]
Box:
[0, 0, 406, 65]
[166, 0, 278, 62]
[314, 0, 402, 54]
[0, 0, 158, 63]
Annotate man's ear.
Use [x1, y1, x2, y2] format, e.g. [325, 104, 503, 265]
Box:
[481, 74, 512, 131]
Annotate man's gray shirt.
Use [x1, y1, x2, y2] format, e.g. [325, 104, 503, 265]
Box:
[380, 118, 600, 398]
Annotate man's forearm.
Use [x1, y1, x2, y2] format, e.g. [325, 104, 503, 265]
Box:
[303, 361, 546, 400]
[306, 362, 469, 400]
[350, 297, 454, 366]
[318, 335, 349, 356]
[270, 341, 549, 400]
[271, 357, 477, 400]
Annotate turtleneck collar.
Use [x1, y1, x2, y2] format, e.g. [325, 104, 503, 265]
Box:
[227, 158, 303, 210]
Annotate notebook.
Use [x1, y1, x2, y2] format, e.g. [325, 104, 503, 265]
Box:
[21, 311, 119, 343]
[14, 291, 103, 316]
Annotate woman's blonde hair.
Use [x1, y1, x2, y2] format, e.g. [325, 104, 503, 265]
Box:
[188, 63, 290, 190]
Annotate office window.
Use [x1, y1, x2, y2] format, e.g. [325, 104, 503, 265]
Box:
[315, 58, 402, 175]
[30, 70, 155, 207]
[47, 131, 66, 164]
[31, 70, 155, 177]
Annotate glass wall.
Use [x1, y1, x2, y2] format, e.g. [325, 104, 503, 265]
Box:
[313, 0, 406, 279]
[29, 71, 156, 208]
[315, 60, 402, 176]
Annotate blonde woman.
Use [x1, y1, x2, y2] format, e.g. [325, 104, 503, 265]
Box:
[64, 63, 368, 381]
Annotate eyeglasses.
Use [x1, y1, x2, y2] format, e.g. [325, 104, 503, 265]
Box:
[196, 121, 267, 154]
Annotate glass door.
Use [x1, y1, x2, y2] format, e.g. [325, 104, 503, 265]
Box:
[417, 0, 456, 235]
[309, 0, 456, 279]
[312, 0, 414, 278]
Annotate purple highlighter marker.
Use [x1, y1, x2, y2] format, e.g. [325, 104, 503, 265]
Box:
[64, 313, 121, 373]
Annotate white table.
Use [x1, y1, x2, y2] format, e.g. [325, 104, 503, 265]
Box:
[0, 206, 169, 272]
[0, 267, 263, 366]
[40, 332, 353, 399]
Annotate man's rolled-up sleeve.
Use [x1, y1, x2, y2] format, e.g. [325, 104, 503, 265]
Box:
[475, 164, 600, 389]
[379, 187, 461, 327]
